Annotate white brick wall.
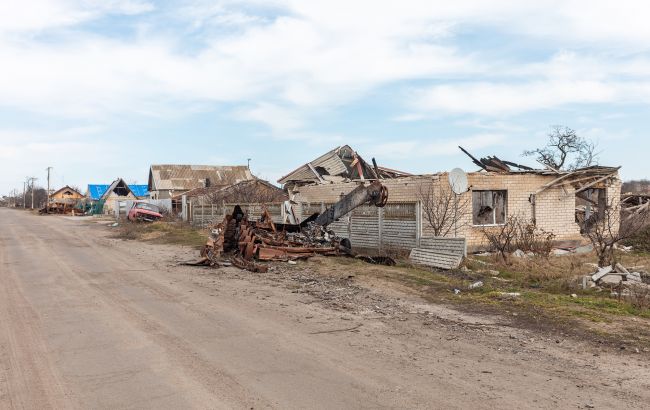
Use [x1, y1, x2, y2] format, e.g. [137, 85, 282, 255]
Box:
[294, 171, 622, 250]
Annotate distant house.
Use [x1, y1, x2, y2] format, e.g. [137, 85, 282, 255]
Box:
[148, 164, 254, 200]
[50, 185, 84, 204]
[43, 185, 85, 213]
[176, 178, 287, 205]
[86, 179, 150, 214]
[87, 183, 148, 201]
[99, 178, 137, 214]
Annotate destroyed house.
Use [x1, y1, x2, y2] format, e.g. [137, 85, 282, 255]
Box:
[44, 185, 85, 214]
[50, 186, 84, 204]
[101, 178, 136, 214]
[178, 179, 288, 227]
[278, 145, 411, 189]
[148, 164, 254, 200]
[281, 147, 621, 252]
[176, 178, 287, 205]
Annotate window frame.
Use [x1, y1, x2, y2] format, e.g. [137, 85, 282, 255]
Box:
[471, 189, 508, 227]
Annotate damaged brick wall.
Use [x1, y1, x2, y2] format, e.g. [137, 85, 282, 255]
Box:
[293, 172, 621, 252]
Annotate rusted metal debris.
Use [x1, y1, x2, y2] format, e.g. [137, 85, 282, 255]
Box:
[39, 202, 78, 215]
[196, 181, 391, 272]
[196, 205, 347, 272]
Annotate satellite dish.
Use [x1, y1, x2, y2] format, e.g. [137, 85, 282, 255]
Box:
[449, 168, 468, 195]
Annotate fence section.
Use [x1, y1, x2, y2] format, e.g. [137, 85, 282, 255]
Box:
[190, 202, 285, 227]
[189, 199, 421, 254]
[302, 201, 419, 253]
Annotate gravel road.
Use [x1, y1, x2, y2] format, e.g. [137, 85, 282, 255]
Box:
[0, 208, 648, 409]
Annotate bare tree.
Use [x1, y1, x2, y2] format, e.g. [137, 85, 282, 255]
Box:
[523, 126, 598, 170]
[513, 219, 556, 257]
[481, 215, 519, 263]
[586, 199, 649, 267]
[418, 183, 469, 237]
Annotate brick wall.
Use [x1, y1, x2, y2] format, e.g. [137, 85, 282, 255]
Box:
[293, 171, 622, 251]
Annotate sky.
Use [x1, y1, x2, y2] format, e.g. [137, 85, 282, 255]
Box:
[1, 0, 649, 195]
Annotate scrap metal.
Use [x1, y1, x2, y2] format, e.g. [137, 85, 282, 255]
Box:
[196, 181, 390, 272]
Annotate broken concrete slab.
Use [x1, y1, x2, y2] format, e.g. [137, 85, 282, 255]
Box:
[552, 249, 571, 256]
[592, 266, 613, 282]
[512, 249, 526, 258]
[600, 274, 625, 285]
[574, 244, 594, 254]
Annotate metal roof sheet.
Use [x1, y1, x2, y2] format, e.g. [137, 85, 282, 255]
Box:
[129, 185, 149, 197]
[149, 165, 253, 191]
[87, 184, 109, 201]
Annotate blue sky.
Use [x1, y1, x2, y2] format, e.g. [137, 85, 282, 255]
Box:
[1, 0, 649, 194]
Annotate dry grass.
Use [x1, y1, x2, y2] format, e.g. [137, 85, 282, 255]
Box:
[112, 220, 208, 248]
[310, 251, 650, 348]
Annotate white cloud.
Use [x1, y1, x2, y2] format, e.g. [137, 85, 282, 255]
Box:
[0, 128, 116, 189]
[414, 80, 620, 116]
[371, 133, 506, 160]
[235, 103, 303, 134]
[0, 0, 153, 33]
[2, 0, 649, 128]
[3, 0, 650, 189]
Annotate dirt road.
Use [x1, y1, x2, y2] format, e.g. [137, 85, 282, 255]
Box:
[0, 208, 649, 409]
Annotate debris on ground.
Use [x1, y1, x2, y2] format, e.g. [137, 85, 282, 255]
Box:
[468, 281, 484, 290]
[194, 181, 390, 272]
[355, 255, 396, 266]
[585, 263, 650, 289]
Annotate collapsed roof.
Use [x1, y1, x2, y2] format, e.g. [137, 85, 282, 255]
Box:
[101, 178, 136, 200]
[174, 178, 287, 203]
[149, 164, 253, 192]
[458, 145, 620, 195]
[277, 145, 411, 186]
[51, 185, 84, 198]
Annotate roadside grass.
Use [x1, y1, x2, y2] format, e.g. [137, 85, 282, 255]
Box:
[112, 220, 208, 248]
[308, 252, 650, 347]
[108, 218, 650, 346]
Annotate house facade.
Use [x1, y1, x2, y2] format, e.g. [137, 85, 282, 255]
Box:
[99, 179, 138, 215]
[50, 185, 84, 204]
[279, 147, 621, 252]
[291, 171, 621, 251]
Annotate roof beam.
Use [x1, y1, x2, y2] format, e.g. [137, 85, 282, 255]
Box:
[574, 168, 621, 194]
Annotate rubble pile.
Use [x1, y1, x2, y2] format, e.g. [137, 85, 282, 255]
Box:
[585, 263, 650, 288]
[194, 180, 391, 273]
[195, 206, 349, 272]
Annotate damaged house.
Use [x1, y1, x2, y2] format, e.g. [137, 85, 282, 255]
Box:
[148, 164, 254, 200]
[87, 179, 149, 215]
[180, 178, 288, 226]
[280, 146, 621, 253]
[278, 145, 411, 189]
[43, 185, 85, 214]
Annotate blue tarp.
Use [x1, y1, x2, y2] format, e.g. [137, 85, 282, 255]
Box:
[87, 184, 110, 200]
[130, 185, 149, 198]
[87, 183, 149, 200]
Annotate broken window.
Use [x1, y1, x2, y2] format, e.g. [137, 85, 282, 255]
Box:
[576, 188, 607, 233]
[472, 190, 507, 225]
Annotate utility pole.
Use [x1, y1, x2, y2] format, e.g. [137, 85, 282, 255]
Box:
[23, 180, 26, 209]
[27, 177, 37, 210]
[46, 167, 53, 213]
